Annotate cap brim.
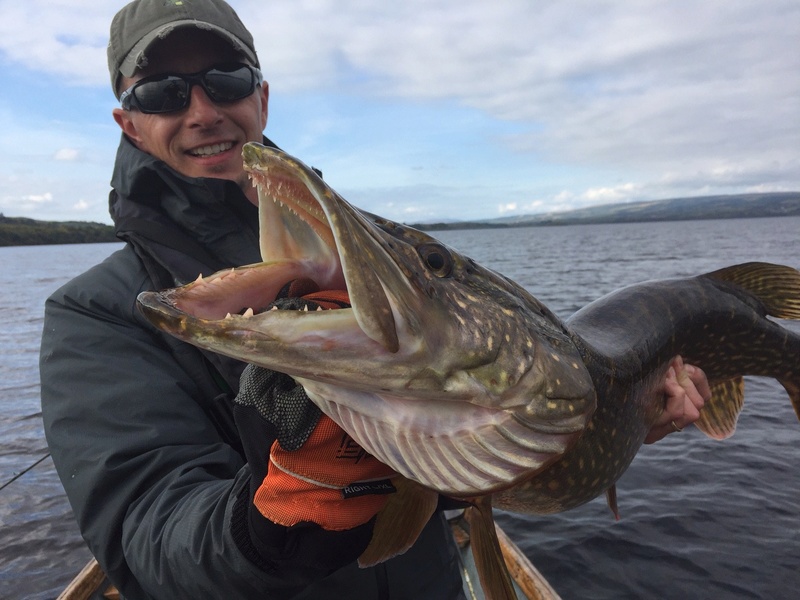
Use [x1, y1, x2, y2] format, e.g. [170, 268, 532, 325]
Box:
[118, 20, 259, 78]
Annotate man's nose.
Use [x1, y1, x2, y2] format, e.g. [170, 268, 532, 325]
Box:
[185, 85, 224, 125]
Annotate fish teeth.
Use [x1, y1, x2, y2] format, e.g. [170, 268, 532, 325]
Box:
[242, 308, 255, 318]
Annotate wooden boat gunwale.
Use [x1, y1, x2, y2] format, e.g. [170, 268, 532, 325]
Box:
[57, 518, 560, 600]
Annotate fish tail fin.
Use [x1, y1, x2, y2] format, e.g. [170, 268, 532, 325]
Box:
[464, 496, 519, 600]
[705, 262, 800, 320]
[695, 377, 745, 440]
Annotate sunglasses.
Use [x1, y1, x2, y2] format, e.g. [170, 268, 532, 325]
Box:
[119, 63, 262, 114]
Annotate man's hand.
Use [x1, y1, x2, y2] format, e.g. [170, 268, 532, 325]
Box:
[253, 411, 396, 531]
[645, 355, 712, 444]
[234, 284, 396, 531]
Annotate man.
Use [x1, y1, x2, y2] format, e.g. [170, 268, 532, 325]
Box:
[40, 1, 710, 598]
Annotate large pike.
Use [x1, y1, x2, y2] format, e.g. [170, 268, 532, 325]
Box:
[137, 143, 800, 600]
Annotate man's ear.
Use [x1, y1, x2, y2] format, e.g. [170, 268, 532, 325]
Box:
[112, 108, 144, 146]
[259, 81, 269, 130]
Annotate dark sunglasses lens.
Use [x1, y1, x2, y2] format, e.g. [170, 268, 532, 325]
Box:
[125, 66, 257, 113]
[135, 77, 190, 113]
[202, 66, 256, 102]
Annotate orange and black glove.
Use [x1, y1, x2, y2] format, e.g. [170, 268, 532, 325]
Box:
[254, 412, 396, 531]
[231, 283, 396, 581]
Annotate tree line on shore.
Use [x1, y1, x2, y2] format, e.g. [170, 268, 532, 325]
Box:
[0, 214, 117, 247]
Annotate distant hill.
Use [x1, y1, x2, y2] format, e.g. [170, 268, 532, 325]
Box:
[0, 214, 117, 247]
[415, 192, 800, 231]
[2, 192, 798, 245]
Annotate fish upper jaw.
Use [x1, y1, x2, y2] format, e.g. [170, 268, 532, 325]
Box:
[244, 143, 404, 352]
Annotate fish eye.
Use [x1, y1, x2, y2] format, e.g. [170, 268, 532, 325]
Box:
[418, 243, 453, 277]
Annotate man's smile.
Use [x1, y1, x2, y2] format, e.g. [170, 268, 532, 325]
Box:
[188, 141, 235, 157]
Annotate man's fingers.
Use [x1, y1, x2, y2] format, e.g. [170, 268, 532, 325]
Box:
[684, 364, 712, 402]
[645, 358, 711, 444]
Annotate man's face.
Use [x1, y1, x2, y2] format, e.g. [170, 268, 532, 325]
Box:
[113, 30, 268, 202]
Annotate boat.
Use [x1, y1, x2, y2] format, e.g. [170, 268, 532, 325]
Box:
[58, 515, 560, 600]
[448, 512, 561, 600]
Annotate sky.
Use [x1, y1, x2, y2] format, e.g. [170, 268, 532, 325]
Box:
[0, 0, 798, 225]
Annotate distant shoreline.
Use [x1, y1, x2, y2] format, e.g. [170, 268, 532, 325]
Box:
[2, 191, 798, 245]
[0, 215, 117, 247]
[413, 191, 800, 231]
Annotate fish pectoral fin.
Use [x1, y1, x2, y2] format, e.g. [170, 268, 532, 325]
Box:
[357, 477, 438, 567]
[464, 496, 518, 600]
[695, 377, 745, 440]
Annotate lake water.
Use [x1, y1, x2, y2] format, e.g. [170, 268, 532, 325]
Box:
[1, 217, 798, 599]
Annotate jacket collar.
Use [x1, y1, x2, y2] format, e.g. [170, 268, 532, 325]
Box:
[109, 135, 264, 283]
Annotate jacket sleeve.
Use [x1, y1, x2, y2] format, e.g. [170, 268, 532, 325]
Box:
[39, 249, 337, 599]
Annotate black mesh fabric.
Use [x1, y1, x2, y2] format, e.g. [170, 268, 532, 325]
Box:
[236, 364, 322, 451]
[234, 281, 352, 450]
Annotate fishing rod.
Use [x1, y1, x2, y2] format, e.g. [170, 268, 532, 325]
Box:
[0, 452, 52, 493]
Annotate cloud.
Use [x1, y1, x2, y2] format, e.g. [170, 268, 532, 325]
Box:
[0, 1, 797, 223]
[583, 183, 641, 204]
[54, 148, 79, 161]
[23, 192, 53, 204]
[244, 0, 800, 191]
[0, 1, 112, 86]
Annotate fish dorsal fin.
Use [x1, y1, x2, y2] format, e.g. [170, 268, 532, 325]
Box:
[464, 496, 518, 600]
[695, 377, 745, 440]
[605, 485, 620, 521]
[705, 263, 800, 320]
[358, 476, 438, 567]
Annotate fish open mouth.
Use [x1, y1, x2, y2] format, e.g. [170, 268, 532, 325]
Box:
[137, 142, 594, 496]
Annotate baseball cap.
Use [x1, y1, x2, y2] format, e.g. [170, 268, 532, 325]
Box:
[108, 0, 259, 96]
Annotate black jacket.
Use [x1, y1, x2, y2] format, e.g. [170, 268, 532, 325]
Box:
[40, 136, 464, 599]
